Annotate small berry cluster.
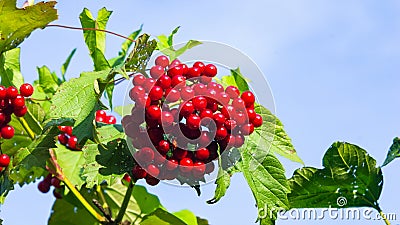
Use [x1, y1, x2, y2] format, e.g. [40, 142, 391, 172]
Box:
[0, 83, 34, 139]
[0, 153, 10, 172]
[37, 173, 63, 199]
[57, 110, 117, 150]
[122, 55, 263, 186]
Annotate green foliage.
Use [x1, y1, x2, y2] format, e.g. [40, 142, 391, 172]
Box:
[219, 68, 250, 92]
[125, 33, 157, 73]
[0, 48, 24, 88]
[109, 25, 143, 68]
[382, 137, 400, 166]
[206, 166, 231, 204]
[0, 0, 57, 54]
[157, 27, 202, 61]
[288, 142, 383, 210]
[54, 144, 86, 190]
[61, 48, 77, 81]
[79, 8, 111, 71]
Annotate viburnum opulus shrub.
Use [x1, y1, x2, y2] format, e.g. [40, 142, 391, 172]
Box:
[0, 2, 397, 225]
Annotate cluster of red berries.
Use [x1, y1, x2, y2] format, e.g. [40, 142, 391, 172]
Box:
[122, 55, 263, 186]
[0, 153, 10, 172]
[0, 83, 34, 139]
[37, 173, 62, 199]
[57, 110, 117, 150]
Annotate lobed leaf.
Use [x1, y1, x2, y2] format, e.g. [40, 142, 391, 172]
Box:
[125, 33, 157, 73]
[0, 0, 58, 54]
[288, 142, 383, 210]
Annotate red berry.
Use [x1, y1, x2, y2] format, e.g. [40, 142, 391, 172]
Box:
[252, 114, 263, 127]
[155, 55, 170, 68]
[187, 114, 201, 130]
[241, 123, 254, 135]
[169, 59, 181, 68]
[122, 173, 132, 183]
[68, 135, 79, 150]
[232, 98, 246, 111]
[165, 88, 180, 102]
[179, 101, 194, 117]
[224, 119, 237, 131]
[215, 126, 228, 140]
[234, 112, 248, 125]
[132, 165, 147, 179]
[199, 131, 211, 147]
[246, 108, 257, 122]
[20, 83, 34, 97]
[59, 126, 73, 136]
[0, 86, 6, 99]
[180, 86, 195, 101]
[133, 74, 146, 86]
[14, 105, 27, 117]
[146, 105, 161, 120]
[96, 110, 107, 119]
[149, 86, 164, 101]
[53, 189, 63, 199]
[165, 159, 179, 170]
[234, 134, 245, 148]
[106, 115, 116, 124]
[241, 91, 255, 107]
[173, 148, 188, 160]
[179, 157, 193, 173]
[193, 83, 207, 95]
[143, 78, 156, 92]
[158, 140, 170, 154]
[205, 162, 215, 174]
[193, 61, 205, 73]
[150, 65, 164, 79]
[160, 111, 174, 127]
[58, 134, 68, 145]
[137, 147, 155, 163]
[186, 67, 201, 78]
[0, 154, 10, 167]
[199, 109, 213, 119]
[213, 113, 226, 126]
[1, 125, 14, 139]
[195, 148, 209, 161]
[171, 75, 186, 88]
[146, 164, 160, 177]
[168, 65, 184, 77]
[217, 92, 230, 106]
[157, 75, 172, 89]
[225, 86, 240, 99]
[51, 177, 61, 188]
[192, 161, 206, 178]
[204, 64, 217, 77]
[11, 96, 25, 109]
[6, 86, 18, 99]
[145, 175, 160, 186]
[38, 181, 51, 193]
[192, 96, 207, 111]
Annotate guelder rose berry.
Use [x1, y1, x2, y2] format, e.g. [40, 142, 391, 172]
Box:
[123, 56, 264, 186]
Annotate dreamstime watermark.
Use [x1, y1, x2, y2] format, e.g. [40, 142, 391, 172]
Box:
[258, 197, 397, 221]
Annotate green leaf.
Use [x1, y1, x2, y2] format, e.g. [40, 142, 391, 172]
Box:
[109, 25, 143, 68]
[382, 137, 400, 166]
[82, 139, 134, 188]
[48, 70, 110, 137]
[0, 48, 24, 88]
[0, 0, 57, 53]
[218, 68, 250, 93]
[0, 171, 14, 204]
[241, 142, 290, 223]
[114, 104, 134, 117]
[288, 142, 383, 210]
[206, 167, 231, 204]
[104, 184, 162, 224]
[95, 124, 125, 144]
[174, 40, 202, 60]
[61, 48, 77, 81]
[173, 210, 202, 225]
[54, 144, 86, 189]
[125, 33, 157, 73]
[168, 26, 180, 46]
[37, 66, 59, 95]
[141, 208, 188, 225]
[79, 8, 111, 71]
[244, 104, 303, 164]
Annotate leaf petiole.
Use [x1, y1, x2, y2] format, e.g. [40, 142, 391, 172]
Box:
[114, 180, 135, 224]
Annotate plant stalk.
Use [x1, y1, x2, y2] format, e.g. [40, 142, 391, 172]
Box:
[63, 177, 107, 223]
[114, 181, 135, 224]
[18, 117, 35, 140]
[379, 210, 391, 225]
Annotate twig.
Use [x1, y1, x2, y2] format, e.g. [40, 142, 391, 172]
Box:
[114, 181, 135, 224]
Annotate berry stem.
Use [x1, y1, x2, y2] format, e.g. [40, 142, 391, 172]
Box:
[63, 177, 107, 223]
[46, 24, 136, 42]
[96, 185, 111, 217]
[114, 180, 135, 224]
[17, 117, 35, 140]
[377, 206, 391, 225]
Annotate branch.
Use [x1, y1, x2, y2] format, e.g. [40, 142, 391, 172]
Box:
[46, 24, 136, 42]
[17, 117, 35, 140]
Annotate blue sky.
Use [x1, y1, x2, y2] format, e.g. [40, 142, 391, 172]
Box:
[1, 1, 400, 225]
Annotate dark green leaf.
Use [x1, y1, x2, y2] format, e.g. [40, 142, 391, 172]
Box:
[241, 142, 290, 223]
[0, 171, 14, 204]
[125, 33, 157, 73]
[206, 165, 231, 204]
[82, 139, 133, 188]
[0, 48, 24, 88]
[61, 48, 77, 81]
[79, 8, 111, 71]
[141, 208, 188, 225]
[48, 196, 98, 225]
[288, 142, 383, 210]
[168, 26, 180, 46]
[109, 25, 143, 68]
[382, 137, 400, 166]
[0, 0, 57, 53]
